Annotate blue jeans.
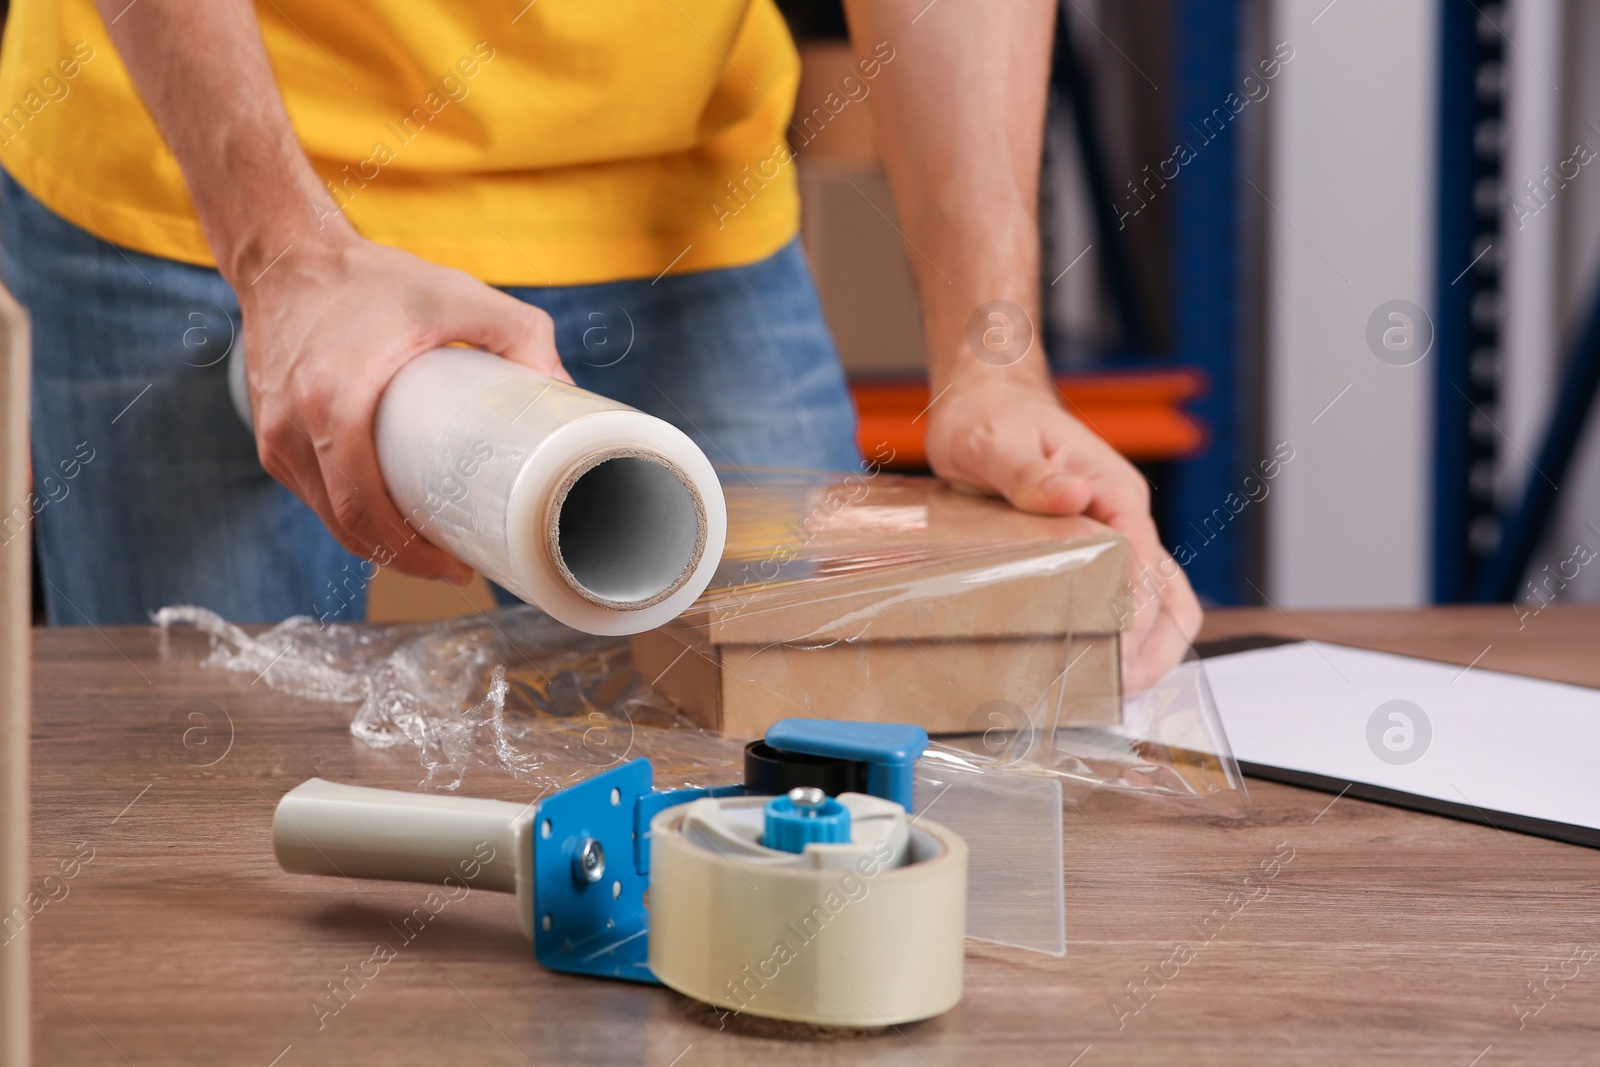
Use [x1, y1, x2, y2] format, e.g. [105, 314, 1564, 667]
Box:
[0, 171, 860, 625]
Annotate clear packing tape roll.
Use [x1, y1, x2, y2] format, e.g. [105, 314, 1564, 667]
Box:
[375, 348, 726, 635]
[648, 795, 967, 1026]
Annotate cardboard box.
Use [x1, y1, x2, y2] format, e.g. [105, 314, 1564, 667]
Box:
[794, 42, 881, 167]
[792, 41, 927, 378]
[632, 478, 1129, 738]
[797, 160, 928, 377]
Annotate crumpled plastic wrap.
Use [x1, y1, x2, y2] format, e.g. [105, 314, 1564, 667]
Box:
[154, 604, 743, 793]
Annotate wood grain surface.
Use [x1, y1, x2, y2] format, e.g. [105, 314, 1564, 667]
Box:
[21, 606, 1600, 1065]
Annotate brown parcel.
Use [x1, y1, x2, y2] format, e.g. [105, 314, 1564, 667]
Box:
[632, 480, 1131, 738]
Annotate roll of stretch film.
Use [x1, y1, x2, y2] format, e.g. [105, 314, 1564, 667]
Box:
[375, 348, 727, 635]
[648, 797, 967, 1027]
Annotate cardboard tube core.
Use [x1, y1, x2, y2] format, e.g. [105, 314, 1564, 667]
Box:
[550, 450, 708, 610]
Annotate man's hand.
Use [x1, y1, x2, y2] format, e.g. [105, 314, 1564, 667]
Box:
[924, 373, 1203, 691]
[242, 236, 566, 583]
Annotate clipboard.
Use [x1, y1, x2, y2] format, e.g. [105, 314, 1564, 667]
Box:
[1198, 635, 1600, 849]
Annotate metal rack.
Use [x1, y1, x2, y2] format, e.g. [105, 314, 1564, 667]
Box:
[1435, 0, 1600, 603]
[1165, 0, 1246, 605]
[1433, 0, 1508, 602]
[1049, 0, 1249, 604]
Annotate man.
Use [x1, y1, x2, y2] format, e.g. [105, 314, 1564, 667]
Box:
[0, 0, 1197, 675]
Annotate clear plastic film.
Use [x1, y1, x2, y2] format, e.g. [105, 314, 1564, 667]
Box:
[639, 470, 1247, 816]
[159, 470, 1247, 954]
[913, 766, 1066, 955]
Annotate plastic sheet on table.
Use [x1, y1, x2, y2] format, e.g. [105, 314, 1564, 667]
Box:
[928, 646, 1249, 818]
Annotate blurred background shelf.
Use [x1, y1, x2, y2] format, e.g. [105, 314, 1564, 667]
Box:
[850, 370, 1208, 470]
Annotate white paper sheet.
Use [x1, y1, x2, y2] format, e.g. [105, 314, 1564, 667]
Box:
[1204, 641, 1600, 833]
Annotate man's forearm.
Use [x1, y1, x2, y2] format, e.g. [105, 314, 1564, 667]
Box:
[842, 0, 1056, 392]
[93, 0, 353, 287]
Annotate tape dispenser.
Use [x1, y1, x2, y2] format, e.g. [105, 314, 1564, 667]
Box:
[273, 719, 967, 1027]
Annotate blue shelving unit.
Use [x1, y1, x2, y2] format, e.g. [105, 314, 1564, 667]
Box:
[1046, 0, 1248, 604]
[1165, 0, 1245, 605]
[1432, 0, 1506, 602]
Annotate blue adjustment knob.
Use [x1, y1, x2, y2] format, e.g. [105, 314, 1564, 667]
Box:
[763, 787, 852, 853]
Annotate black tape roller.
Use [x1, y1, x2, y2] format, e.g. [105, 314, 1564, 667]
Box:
[742, 740, 869, 798]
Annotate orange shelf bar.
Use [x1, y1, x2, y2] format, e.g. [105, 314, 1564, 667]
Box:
[851, 370, 1208, 468]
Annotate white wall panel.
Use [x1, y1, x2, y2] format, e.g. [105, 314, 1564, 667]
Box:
[1264, 0, 1438, 606]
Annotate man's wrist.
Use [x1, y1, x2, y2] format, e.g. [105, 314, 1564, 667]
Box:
[219, 213, 359, 292]
[195, 127, 362, 289]
[916, 257, 1046, 393]
[925, 303, 1054, 399]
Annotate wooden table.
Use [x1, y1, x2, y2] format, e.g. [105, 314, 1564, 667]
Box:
[23, 607, 1600, 1065]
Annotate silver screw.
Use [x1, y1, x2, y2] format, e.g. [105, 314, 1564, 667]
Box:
[574, 837, 606, 884]
[788, 786, 827, 812]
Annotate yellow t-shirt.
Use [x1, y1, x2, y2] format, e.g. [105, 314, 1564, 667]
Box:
[0, 1, 800, 285]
